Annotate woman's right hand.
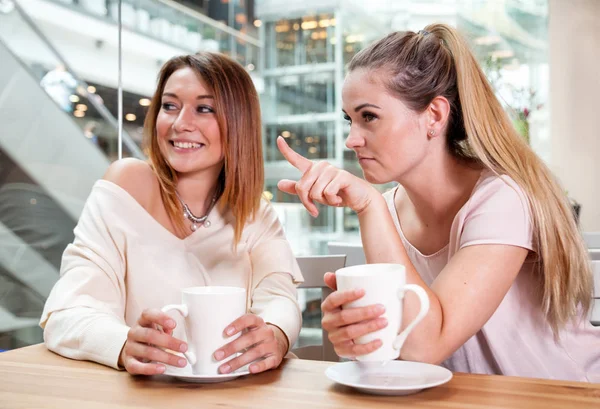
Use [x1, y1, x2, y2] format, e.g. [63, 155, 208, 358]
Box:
[119, 308, 189, 375]
[276, 137, 380, 216]
[321, 272, 389, 359]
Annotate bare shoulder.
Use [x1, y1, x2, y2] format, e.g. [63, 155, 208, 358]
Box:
[102, 158, 160, 209]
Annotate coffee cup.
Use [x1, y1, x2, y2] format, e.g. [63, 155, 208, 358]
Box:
[335, 263, 429, 362]
[161, 286, 246, 374]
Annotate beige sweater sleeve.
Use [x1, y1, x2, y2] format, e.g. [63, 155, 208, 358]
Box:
[249, 200, 304, 350]
[40, 184, 130, 369]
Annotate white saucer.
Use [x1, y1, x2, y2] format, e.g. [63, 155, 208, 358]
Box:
[163, 366, 251, 384]
[325, 360, 452, 396]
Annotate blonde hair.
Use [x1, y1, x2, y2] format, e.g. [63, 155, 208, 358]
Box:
[143, 52, 264, 245]
[349, 24, 592, 334]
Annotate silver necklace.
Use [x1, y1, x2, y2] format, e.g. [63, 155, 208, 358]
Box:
[175, 192, 217, 231]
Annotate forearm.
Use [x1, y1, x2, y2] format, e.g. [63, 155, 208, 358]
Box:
[251, 273, 302, 351]
[357, 195, 445, 362]
[42, 307, 130, 369]
[357, 193, 409, 265]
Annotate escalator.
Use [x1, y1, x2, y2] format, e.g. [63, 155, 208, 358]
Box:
[0, 0, 262, 350]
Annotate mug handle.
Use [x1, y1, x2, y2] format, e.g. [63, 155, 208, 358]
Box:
[161, 304, 196, 365]
[392, 284, 430, 352]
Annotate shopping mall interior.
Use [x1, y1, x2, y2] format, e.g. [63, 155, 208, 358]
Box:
[0, 0, 598, 352]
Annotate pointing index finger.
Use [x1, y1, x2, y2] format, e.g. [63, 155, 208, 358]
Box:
[277, 136, 312, 173]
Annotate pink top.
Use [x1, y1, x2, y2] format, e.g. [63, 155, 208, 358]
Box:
[384, 169, 600, 381]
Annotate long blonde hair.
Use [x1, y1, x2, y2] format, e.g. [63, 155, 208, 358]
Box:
[349, 24, 592, 334]
[143, 53, 264, 245]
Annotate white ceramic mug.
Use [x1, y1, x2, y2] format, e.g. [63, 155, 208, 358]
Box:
[335, 264, 430, 362]
[161, 286, 246, 375]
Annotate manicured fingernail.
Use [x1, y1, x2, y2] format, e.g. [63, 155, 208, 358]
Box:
[166, 319, 176, 328]
[178, 358, 187, 367]
[214, 350, 225, 360]
[249, 364, 258, 373]
[375, 304, 386, 314]
[220, 364, 231, 374]
[354, 289, 365, 296]
[377, 317, 388, 327]
[157, 364, 166, 374]
[179, 343, 188, 353]
[225, 327, 235, 336]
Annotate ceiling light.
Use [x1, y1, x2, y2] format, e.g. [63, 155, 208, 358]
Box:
[125, 113, 137, 121]
[69, 95, 80, 103]
[139, 98, 151, 106]
[346, 35, 365, 44]
[87, 85, 96, 93]
[75, 104, 87, 112]
[301, 21, 318, 30]
[319, 19, 330, 28]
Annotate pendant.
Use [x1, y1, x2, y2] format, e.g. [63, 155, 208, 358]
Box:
[190, 223, 198, 232]
[204, 220, 211, 228]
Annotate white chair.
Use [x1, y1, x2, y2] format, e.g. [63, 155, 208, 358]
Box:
[591, 261, 600, 326]
[293, 255, 346, 362]
[328, 241, 366, 267]
[583, 232, 600, 249]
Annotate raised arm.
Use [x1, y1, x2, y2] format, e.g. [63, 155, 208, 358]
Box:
[277, 138, 531, 363]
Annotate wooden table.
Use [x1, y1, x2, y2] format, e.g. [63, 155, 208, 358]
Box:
[1, 345, 599, 408]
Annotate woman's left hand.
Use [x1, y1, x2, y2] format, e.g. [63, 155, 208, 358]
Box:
[214, 314, 288, 374]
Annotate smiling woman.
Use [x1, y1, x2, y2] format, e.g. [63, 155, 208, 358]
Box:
[143, 54, 264, 242]
[40, 52, 304, 379]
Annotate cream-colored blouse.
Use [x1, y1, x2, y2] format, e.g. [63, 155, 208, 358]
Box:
[40, 180, 304, 369]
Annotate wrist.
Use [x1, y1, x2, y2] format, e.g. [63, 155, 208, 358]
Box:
[356, 188, 384, 215]
[267, 323, 289, 355]
[117, 342, 126, 370]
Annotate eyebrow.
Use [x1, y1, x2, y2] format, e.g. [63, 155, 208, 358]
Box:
[354, 103, 381, 112]
[162, 92, 214, 100]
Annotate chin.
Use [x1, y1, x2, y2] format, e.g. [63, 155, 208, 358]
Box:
[362, 171, 389, 185]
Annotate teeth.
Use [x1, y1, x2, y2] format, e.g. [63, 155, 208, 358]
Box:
[173, 141, 202, 149]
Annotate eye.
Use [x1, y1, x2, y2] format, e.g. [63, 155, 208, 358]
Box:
[343, 113, 352, 124]
[197, 105, 214, 114]
[362, 111, 377, 123]
[161, 102, 177, 111]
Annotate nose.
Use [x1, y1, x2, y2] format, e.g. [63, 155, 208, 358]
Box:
[173, 106, 196, 133]
[345, 126, 365, 150]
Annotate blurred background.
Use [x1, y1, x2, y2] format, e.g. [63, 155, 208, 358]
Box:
[0, 0, 598, 351]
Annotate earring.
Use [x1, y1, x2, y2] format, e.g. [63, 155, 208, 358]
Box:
[428, 129, 436, 136]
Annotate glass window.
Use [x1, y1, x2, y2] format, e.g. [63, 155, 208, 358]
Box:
[262, 72, 336, 117]
[265, 14, 336, 68]
[264, 121, 335, 161]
